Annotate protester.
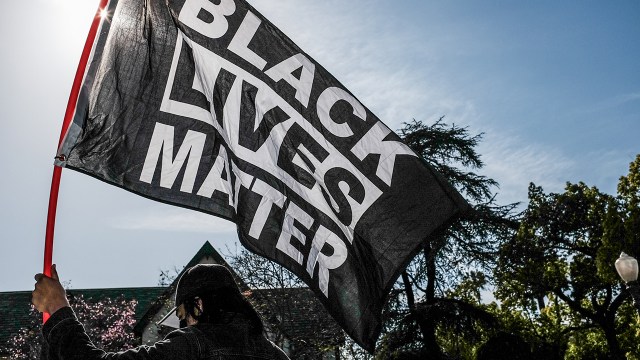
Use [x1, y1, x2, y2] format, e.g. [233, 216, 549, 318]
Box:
[32, 263, 290, 359]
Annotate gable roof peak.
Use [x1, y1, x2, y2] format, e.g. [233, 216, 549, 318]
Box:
[133, 241, 248, 335]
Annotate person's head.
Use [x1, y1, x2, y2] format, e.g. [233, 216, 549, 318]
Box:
[173, 264, 263, 332]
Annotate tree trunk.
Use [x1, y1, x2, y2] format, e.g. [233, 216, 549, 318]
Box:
[601, 317, 623, 360]
[401, 271, 440, 359]
[422, 244, 442, 359]
[536, 295, 546, 311]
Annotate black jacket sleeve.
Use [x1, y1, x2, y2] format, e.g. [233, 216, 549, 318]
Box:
[42, 307, 199, 360]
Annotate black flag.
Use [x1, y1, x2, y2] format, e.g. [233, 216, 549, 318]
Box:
[56, 0, 469, 351]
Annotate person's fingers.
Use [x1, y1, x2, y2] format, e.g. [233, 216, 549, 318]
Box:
[32, 265, 69, 315]
[31, 288, 44, 313]
[51, 264, 59, 281]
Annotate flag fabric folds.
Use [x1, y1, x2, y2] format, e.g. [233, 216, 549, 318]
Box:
[56, 0, 469, 351]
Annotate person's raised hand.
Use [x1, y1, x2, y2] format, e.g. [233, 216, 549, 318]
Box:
[32, 264, 70, 315]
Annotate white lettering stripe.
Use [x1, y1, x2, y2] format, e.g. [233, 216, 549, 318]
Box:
[161, 32, 383, 243]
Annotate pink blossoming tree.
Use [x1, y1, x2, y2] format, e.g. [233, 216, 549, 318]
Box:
[2, 294, 138, 359]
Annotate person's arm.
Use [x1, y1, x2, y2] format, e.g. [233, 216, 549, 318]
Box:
[42, 306, 198, 360]
[33, 265, 199, 360]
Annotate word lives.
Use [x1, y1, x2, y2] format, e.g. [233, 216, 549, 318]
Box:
[139, 0, 416, 297]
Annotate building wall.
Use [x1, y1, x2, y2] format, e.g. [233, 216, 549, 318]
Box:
[141, 296, 175, 344]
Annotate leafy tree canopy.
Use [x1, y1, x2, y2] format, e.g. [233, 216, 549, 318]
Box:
[495, 154, 640, 360]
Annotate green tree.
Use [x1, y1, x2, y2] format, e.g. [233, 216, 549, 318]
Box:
[495, 154, 640, 359]
[374, 118, 518, 359]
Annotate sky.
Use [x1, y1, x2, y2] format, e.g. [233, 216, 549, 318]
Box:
[0, 0, 638, 292]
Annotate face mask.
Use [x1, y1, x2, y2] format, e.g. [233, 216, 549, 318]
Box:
[179, 319, 188, 328]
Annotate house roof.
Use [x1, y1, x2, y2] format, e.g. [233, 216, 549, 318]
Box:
[1, 242, 344, 352]
[132, 241, 344, 349]
[132, 241, 248, 335]
[0, 287, 165, 347]
[0, 241, 248, 345]
[249, 287, 344, 346]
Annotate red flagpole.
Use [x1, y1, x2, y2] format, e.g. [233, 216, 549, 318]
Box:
[43, 0, 110, 323]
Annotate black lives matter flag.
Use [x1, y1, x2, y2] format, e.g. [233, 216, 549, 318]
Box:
[56, 0, 468, 351]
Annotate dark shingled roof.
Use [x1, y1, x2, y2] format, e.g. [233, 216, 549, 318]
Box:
[0, 291, 36, 345]
[1, 242, 344, 354]
[0, 287, 165, 348]
[249, 287, 344, 346]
